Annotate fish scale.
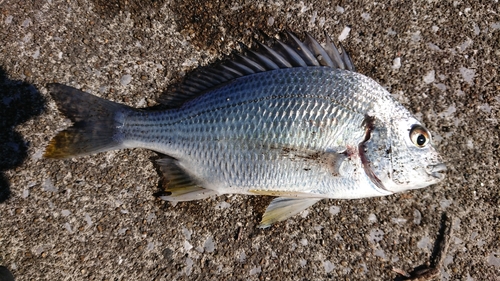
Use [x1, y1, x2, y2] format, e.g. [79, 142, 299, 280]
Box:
[44, 31, 445, 227]
[119, 68, 380, 197]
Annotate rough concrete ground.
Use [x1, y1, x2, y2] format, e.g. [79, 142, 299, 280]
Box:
[0, 0, 499, 280]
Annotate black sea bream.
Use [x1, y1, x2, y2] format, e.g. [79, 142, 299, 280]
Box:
[45, 32, 446, 227]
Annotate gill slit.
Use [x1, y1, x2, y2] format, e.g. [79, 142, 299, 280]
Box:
[358, 115, 389, 192]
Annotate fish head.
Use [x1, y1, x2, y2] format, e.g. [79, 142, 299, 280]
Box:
[361, 114, 446, 194]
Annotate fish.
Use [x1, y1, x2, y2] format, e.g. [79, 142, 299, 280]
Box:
[44, 31, 446, 228]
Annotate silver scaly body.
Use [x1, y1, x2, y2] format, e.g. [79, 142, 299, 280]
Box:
[122, 67, 394, 198]
[45, 31, 446, 227]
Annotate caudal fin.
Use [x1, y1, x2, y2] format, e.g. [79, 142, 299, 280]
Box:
[44, 83, 132, 159]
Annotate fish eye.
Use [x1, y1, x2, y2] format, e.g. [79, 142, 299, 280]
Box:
[409, 125, 430, 148]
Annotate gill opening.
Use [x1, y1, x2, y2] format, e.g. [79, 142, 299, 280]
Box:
[358, 115, 390, 193]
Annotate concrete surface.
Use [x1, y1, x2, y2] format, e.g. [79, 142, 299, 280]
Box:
[0, 0, 499, 280]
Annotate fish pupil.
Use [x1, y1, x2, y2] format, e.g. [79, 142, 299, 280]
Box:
[417, 134, 426, 146]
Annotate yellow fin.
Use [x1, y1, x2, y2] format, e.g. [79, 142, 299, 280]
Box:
[44, 130, 78, 159]
[259, 197, 321, 228]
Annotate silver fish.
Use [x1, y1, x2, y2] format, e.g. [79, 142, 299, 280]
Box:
[45, 31, 446, 227]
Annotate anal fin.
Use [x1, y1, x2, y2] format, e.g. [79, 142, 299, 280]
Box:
[259, 197, 321, 228]
[157, 158, 217, 202]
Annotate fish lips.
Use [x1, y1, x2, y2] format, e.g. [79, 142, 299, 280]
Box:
[426, 163, 447, 180]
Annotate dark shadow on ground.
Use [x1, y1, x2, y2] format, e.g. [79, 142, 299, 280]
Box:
[0, 67, 45, 203]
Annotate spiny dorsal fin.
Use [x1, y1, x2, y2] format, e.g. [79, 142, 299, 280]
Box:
[158, 31, 356, 108]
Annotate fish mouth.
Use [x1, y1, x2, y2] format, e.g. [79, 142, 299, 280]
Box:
[427, 163, 447, 180]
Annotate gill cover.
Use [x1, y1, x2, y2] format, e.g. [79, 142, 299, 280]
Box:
[362, 114, 445, 193]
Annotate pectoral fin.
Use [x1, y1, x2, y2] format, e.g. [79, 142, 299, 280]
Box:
[156, 158, 217, 202]
[259, 197, 321, 228]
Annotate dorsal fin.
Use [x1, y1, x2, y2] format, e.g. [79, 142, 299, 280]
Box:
[158, 31, 356, 108]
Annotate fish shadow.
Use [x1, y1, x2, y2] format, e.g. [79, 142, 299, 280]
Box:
[0, 66, 45, 203]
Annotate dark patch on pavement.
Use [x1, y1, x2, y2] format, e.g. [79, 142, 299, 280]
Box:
[90, 0, 167, 19]
[0, 67, 45, 203]
[0, 266, 15, 281]
[170, 0, 286, 50]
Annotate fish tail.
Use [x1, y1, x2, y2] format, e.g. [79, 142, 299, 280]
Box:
[44, 83, 132, 159]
